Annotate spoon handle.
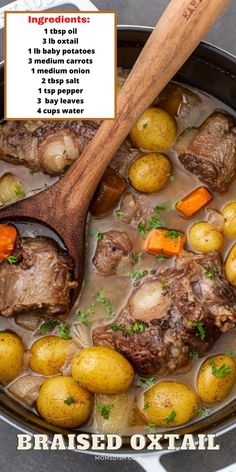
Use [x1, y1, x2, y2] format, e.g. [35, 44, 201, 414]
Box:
[61, 0, 229, 211]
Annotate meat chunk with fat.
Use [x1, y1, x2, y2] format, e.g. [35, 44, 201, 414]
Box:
[177, 251, 236, 332]
[0, 238, 77, 317]
[93, 251, 236, 375]
[0, 120, 99, 175]
[174, 113, 236, 193]
[92, 230, 134, 276]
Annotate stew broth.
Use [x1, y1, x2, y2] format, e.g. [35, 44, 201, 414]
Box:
[1, 72, 236, 435]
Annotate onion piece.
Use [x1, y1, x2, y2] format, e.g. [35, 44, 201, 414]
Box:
[95, 393, 134, 434]
[60, 341, 78, 375]
[206, 208, 224, 232]
[15, 314, 42, 331]
[73, 323, 92, 348]
[8, 374, 44, 407]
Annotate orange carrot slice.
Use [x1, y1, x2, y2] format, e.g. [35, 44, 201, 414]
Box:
[145, 229, 186, 256]
[0, 224, 17, 260]
[176, 187, 212, 218]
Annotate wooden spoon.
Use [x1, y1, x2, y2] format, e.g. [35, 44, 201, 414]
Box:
[0, 0, 229, 301]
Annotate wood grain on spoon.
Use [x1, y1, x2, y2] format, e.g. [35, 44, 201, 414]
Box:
[0, 0, 230, 300]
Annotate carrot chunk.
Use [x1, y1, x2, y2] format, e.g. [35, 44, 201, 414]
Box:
[145, 229, 186, 256]
[176, 186, 212, 218]
[0, 224, 17, 260]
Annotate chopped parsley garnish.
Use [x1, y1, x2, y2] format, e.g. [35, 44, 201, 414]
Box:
[15, 185, 23, 196]
[205, 268, 218, 279]
[189, 321, 206, 341]
[165, 410, 176, 425]
[154, 199, 179, 212]
[76, 303, 95, 326]
[134, 252, 144, 264]
[111, 322, 145, 334]
[135, 375, 157, 388]
[63, 164, 71, 172]
[137, 212, 165, 239]
[115, 210, 124, 218]
[137, 221, 148, 239]
[39, 319, 60, 335]
[143, 402, 150, 410]
[168, 175, 175, 182]
[7, 255, 18, 264]
[223, 128, 229, 134]
[184, 124, 194, 133]
[58, 322, 72, 340]
[64, 396, 75, 406]
[95, 289, 115, 319]
[145, 423, 157, 432]
[23, 287, 29, 293]
[97, 403, 113, 420]
[142, 123, 148, 129]
[161, 281, 170, 289]
[165, 230, 183, 240]
[155, 254, 166, 261]
[190, 349, 199, 360]
[130, 268, 148, 281]
[211, 360, 232, 378]
[90, 230, 103, 240]
[148, 214, 165, 230]
[197, 407, 209, 418]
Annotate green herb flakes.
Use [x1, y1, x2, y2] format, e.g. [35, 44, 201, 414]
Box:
[97, 403, 113, 420]
[189, 321, 206, 341]
[95, 289, 115, 319]
[58, 322, 72, 340]
[130, 268, 148, 281]
[76, 304, 95, 326]
[39, 319, 60, 336]
[211, 360, 232, 378]
[165, 410, 176, 425]
[7, 255, 18, 264]
[64, 396, 75, 406]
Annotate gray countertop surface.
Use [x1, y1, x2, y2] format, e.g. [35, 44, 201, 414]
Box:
[0, 1, 236, 471]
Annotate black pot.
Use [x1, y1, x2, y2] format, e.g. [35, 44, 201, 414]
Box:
[0, 27, 236, 454]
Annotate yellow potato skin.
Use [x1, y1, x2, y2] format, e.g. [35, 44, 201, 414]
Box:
[225, 244, 236, 287]
[37, 376, 93, 428]
[0, 332, 24, 383]
[130, 107, 176, 151]
[72, 346, 134, 394]
[222, 202, 236, 237]
[29, 336, 71, 376]
[189, 222, 224, 253]
[197, 355, 236, 405]
[128, 153, 172, 193]
[144, 381, 199, 427]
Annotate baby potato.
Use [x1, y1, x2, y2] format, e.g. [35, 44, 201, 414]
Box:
[0, 173, 24, 204]
[221, 202, 236, 237]
[225, 244, 236, 287]
[37, 376, 93, 428]
[128, 153, 172, 193]
[130, 107, 176, 151]
[197, 355, 236, 405]
[72, 346, 134, 394]
[189, 221, 224, 253]
[144, 381, 199, 427]
[0, 332, 24, 383]
[29, 336, 75, 376]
